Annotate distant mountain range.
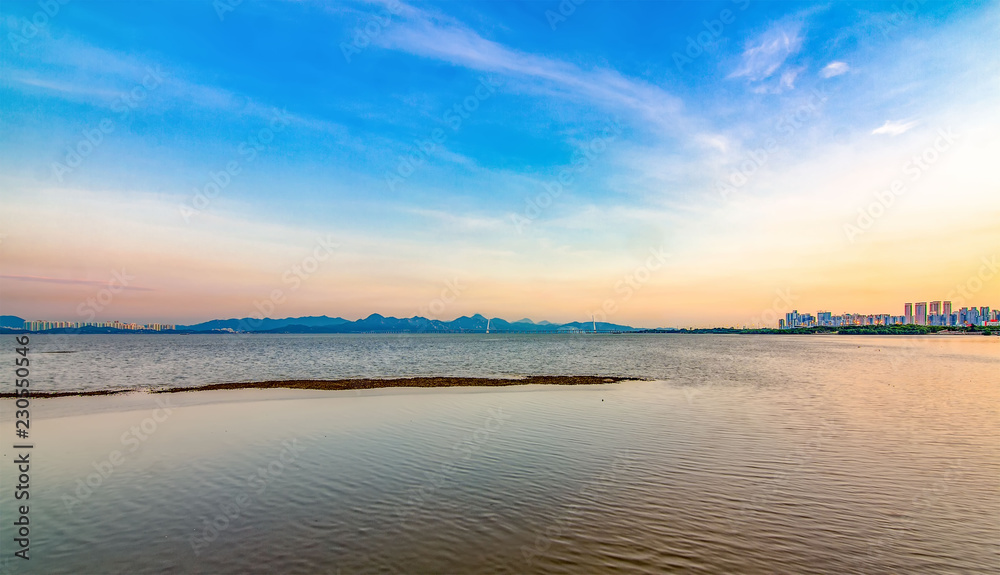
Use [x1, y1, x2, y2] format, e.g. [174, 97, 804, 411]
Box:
[178, 314, 638, 333]
[0, 315, 26, 329]
[178, 315, 349, 332]
[0, 313, 640, 333]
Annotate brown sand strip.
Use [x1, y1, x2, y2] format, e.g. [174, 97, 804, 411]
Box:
[0, 389, 135, 398]
[1, 375, 641, 398]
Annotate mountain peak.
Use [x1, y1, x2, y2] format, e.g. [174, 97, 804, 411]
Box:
[136, 313, 639, 333]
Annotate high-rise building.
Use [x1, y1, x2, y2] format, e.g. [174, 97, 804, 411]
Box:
[904, 303, 913, 324]
[915, 302, 928, 325]
[943, 301, 952, 317]
[785, 310, 800, 328]
[927, 301, 946, 326]
[963, 307, 980, 326]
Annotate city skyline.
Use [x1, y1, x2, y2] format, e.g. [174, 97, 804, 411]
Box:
[1, 1, 997, 327]
[16, 319, 175, 331]
[782, 300, 998, 329]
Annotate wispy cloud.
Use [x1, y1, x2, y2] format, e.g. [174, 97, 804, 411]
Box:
[820, 61, 849, 78]
[729, 20, 804, 83]
[753, 66, 805, 94]
[9, 75, 123, 100]
[7, 37, 248, 115]
[6, 35, 361, 148]
[871, 119, 919, 136]
[373, 3, 686, 132]
[0, 275, 154, 291]
[780, 67, 802, 89]
[405, 207, 507, 231]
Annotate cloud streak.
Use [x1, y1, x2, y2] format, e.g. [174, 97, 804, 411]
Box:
[729, 20, 804, 83]
[0, 275, 154, 291]
[820, 61, 849, 78]
[872, 119, 919, 136]
[375, 3, 686, 132]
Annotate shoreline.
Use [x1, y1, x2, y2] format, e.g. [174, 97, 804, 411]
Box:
[0, 375, 641, 399]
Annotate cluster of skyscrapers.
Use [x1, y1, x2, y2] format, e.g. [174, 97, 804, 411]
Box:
[22, 320, 175, 331]
[781, 301, 998, 329]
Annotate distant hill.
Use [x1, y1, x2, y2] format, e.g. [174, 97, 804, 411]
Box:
[251, 314, 639, 334]
[556, 321, 632, 332]
[7, 313, 639, 334]
[178, 315, 349, 332]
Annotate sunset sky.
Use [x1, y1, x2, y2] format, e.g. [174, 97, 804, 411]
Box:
[1, 0, 997, 327]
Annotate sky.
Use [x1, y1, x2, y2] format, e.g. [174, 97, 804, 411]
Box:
[0, 0, 998, 328]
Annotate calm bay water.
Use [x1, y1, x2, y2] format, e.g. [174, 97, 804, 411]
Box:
[1, 334, 997, 573]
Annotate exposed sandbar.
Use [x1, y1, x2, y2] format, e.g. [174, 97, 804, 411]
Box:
[2, 375, 640, 398]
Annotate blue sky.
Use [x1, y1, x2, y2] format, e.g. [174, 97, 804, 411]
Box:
[1, 0, 997, 326]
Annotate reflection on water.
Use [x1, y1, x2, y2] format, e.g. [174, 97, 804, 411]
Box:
[0, 335, 997, 573]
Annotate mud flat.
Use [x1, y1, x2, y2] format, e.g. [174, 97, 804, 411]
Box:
[1, 375, 641, 398]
